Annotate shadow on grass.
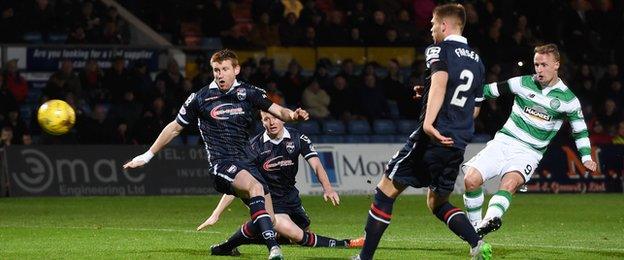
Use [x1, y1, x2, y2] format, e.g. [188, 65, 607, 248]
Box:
[126, 248, 262, 259]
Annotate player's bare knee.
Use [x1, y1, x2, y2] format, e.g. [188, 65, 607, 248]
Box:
[501, 171, 524, 194]
[248, 182, 265, 197]
[464, 168, 483, 191]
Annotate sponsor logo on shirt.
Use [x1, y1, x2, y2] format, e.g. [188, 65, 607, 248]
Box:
[262, 156, 294, 171]
[524, 106, 552, 121]
[210, 103, 245, 120]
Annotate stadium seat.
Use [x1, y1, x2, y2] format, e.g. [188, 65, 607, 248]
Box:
[319, 135, 344, 143]
[347, 120, 371, 135]
[322, 120, 346, 135]
[345, 135, 370, 143]
[48, 33, 68, 43]
[370, 135, 396, 143]
[23, 32, 43, 44]
[397, 120, 418, 134]
[297, 120, 321, 135]
[201, 37, 223, 49]
[373, 119, 397, 134]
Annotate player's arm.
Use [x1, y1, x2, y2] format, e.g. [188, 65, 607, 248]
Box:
[423, 70, 454, 146]
[197, 194, 236, 231]
[482, 76, 523, 99]
[299, 134, 339, 205]
[567, 100, 597, 172]
[267, 103, 309, 122]
[307, 157, 340, 206]
[124, 93, 197, 169]
[123, 120, 184, 168]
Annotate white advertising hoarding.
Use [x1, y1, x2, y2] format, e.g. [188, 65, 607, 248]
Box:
[295, 143, 501, 195]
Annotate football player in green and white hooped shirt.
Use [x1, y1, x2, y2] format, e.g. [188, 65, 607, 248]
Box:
[462, 43, 598, 237]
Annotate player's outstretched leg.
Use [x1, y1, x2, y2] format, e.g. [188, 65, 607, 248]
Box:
[463, 187, 484, 227]
[429, 190, 489, 258]
[463, 167, 486, 228]
[356, 177, 402, 260]
[211, 221, 255, 255]
[297, 231, 350, 247]
[478, 171, 521, 237]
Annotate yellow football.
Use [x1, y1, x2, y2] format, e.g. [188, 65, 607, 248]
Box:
[37, 99, 76, 135]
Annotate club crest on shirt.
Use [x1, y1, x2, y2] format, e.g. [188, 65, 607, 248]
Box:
[286, 141, 295, 154]
[226, 165, 238, 174]
[237, 88, 247, 100]
[550, 98, 560, 109]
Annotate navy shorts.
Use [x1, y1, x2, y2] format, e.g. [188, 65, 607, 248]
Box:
[385, 138, 464, 197]
[211, 160, 268, 195]
[274, 203, 311, 230]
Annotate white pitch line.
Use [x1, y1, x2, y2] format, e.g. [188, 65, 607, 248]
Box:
[0, 225, 222, 234]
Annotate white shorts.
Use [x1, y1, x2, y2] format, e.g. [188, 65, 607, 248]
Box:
[463, 137, 542, 183]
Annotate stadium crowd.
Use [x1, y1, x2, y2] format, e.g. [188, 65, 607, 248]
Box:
[1, 0, 623, 146]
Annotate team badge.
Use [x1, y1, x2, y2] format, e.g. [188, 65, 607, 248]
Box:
[236, 88, 247, 100]
[226, 165, 238, 174]
[550, 99, 560, 109]
[286, 141, 295, 154]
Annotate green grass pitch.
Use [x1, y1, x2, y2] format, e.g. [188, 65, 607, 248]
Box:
[1, 194, 623, 259]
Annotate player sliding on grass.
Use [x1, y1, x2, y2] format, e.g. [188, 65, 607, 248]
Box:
[462, 43, 597, 237]
[353, 4, 491, 260]
[123, 49, 310, 260]
[198, 111, 364, 255]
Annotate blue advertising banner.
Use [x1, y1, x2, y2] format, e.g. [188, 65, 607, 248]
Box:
[26, 47, 161, 71]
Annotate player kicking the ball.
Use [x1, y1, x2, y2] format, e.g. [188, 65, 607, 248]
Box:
[123, 49, 309, 260]
[353, 4, 491, 260]
[198, 111, 364, 255]
[462, 43, 597, 238]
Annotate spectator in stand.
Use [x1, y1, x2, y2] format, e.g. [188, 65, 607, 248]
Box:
[278, 59, 306, 106]
[252, 0, 284, 24]
[346, 0, 368, 28]
[362, 10, 388, 45]
[348, 27, 365, 45]
[109, 89, 143, 134]
[42, 73, 68, 100]
[299, 0, 322, 27]
[328, 75, 356, 121]
[202, 0, 235, 38]
[606, 81, 623, 108]
[382, 59, 415, 118]
[222, 25, 253, 49]
[587, 0, 619, 49]
[598, 63, 621, 92]
[2, 109, 29, 145]
[301, 26, 318, 46]
[250, 58, 279, 88]
[80, 59, 106, 105]
[394, 9, 417, 44]
[2, 59, 28, 105]
[573, 64, 596, 106]
[0, 4, 20, 43]
[103, 57, 131, 103]
[101, 21, 124, 44]
[238, 59, 256, 83]
[51, 59, 83, 99]
[105, 6, 130, 43]
[317, 10, 348, 45]
[338, 59, 359, 89]
[0, 74, 18, 122]
[383, 28, 401, 46]
[359, 62, 378, 89]
[302, 80, 330, 119]
[279, 12, 302, 46]
[249, 12, 281, 47]
[127, 60, 153, 102]
[613, 121, 624, 145]
[312, 62, 332, 90]
[589, 119, 613, 145]
[77, 103, 115, 144]
[131, 97, 170, 144]
[0, 126, 12, 148]
[25, 0, 57, 40]
[66, 25, 88, 44]
[356, 73, 388, 121]
[598, 99, 620, 133]
[79, 1, 102, 42]
[155, 58, 185, 96]
[281, 0, 303, 18]
[266, 81, 286, 106]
